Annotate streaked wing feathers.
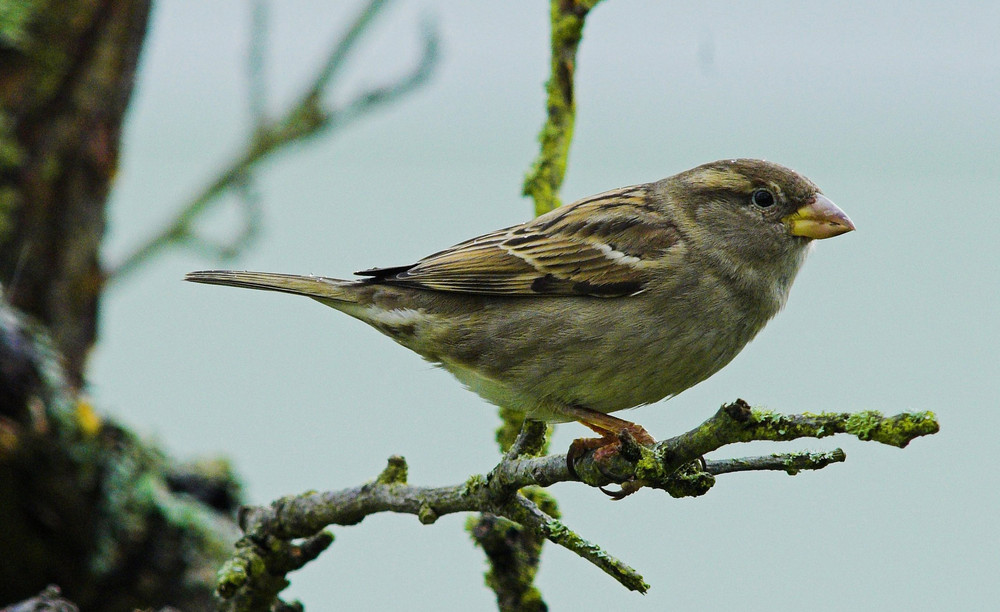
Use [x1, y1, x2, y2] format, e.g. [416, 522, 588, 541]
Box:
[357, 185, 681, 297]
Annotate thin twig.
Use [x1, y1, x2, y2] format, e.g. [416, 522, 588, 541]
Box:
[307, 0, 390, 101]
[504, 493, 648, 593]
[248, 0, 268, 126]
[705, 449, 847, 475]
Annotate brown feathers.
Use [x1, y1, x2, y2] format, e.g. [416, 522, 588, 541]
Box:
[356, 185, 681, 297]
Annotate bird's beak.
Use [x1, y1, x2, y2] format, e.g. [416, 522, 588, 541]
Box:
[783, 193, 855, 239]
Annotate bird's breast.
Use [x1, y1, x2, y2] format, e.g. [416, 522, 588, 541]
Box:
[426, 282, 773, 419]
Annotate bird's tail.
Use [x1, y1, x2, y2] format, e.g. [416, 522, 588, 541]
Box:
[184, 270, 358, 303]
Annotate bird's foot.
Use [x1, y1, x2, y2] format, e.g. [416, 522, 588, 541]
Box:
[566, 421, 656, 499]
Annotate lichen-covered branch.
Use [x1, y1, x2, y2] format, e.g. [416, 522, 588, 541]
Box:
[215, 400, 938, 610]
[569, 399, 938, 495]
[218, 455, 642, 612]
[467, 512, 546, 612]
[106, 0, 440, 283]
[503, 493, 647, 592]
[705, 448, 847, 476]
[522, 0, 605, 215]
[466, 419, 554, 611]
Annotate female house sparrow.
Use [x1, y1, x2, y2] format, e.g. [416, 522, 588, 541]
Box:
[186, 159, 853, 471]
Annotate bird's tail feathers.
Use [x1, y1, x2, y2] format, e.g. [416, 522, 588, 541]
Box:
[184, 270, 358, 303]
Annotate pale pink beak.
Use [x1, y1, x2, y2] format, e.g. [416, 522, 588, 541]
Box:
[783, 193, 855, 239]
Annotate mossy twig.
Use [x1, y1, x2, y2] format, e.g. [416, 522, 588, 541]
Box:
[522, 0, 605, 216]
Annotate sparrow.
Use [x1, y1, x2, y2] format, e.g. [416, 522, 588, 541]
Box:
[186, 159, 854, 489]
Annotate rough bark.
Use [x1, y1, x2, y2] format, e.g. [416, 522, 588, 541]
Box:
[0, 0, 151, 387]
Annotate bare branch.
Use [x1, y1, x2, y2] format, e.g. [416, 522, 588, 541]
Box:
[307, 0, 391, 101]
[248, 0, 269, 127]
[706, 449, 847, 476]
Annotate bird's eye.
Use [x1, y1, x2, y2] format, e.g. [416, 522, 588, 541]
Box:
[751, 188, 775, 208]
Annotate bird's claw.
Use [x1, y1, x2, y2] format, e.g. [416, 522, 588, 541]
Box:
[566, 424, 656, 498]
[599, 479, 645, 500]
[566, 435, 616, 480]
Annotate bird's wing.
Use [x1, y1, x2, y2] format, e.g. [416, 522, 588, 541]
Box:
[355, 185, 682, 297]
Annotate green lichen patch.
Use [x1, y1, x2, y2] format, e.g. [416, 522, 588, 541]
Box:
[417, 503, 438, 525]
[864, 411, 939, 448]
[663, 462, 715, 498]
[376, 455, 408, 485]
[461, 473, 487, 497]
[845, 410, 884, 440]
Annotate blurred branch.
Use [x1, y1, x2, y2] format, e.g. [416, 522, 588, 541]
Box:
[248, 0, 268, 126]
[106, 0, 440, 284]
[214, 400, 938, 610]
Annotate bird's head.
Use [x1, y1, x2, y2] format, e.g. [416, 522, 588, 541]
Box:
[669, 158, 853, 261]
[662, 159, 855, 302]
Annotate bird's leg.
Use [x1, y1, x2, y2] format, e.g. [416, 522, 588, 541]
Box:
[564, 405, 656, 459]
[563, 405, 655, 498]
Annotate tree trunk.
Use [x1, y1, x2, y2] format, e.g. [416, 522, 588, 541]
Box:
[0, 4, 244, 610]
[0, 0, 151, 387]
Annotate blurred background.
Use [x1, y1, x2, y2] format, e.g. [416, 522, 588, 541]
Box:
[92, 1, 997, 610]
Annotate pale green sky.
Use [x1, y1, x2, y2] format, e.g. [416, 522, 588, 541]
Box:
[95, 1, 998, 610]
